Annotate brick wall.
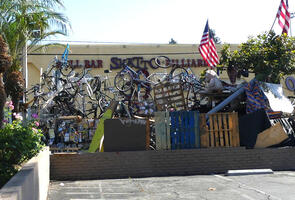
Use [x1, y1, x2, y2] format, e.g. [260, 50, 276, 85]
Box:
[50, 147, 295, 180]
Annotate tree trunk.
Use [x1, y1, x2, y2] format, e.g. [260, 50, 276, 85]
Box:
[4, 70, 24, 113]
[0, 75, 6, 127]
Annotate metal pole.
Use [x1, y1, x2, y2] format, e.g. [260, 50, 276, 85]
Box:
[206, 85, 246, 119]
[267, 14, 278, 38]
[22, 42, 28, 102]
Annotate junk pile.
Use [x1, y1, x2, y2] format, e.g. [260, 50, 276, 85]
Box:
[22, 48, 295, 152]
[150, 76, 295, 151]
[93, 77, 295, 152]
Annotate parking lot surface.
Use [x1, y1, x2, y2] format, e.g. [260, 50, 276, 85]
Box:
[48, 171, 295, 200]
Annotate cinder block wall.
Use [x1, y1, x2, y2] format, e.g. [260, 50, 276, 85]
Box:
[50, 147, 295, 180]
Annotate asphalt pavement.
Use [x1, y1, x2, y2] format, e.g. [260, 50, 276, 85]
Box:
[48, 171, 295, 200]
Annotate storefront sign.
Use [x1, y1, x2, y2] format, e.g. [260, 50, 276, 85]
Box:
[68, 59, 103, 68]
[110, 56, 207, 70]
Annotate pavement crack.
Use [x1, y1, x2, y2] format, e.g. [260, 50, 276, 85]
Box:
[128, 177, 145, 193]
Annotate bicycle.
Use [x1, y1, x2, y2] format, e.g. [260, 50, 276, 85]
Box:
[22, 84, 48, 115]
[154, 55, 189, 83]
[154, 56, 206, 110]
[113, 64, 155, 117]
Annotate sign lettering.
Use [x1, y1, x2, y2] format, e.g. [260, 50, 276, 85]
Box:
[110, 56, 207, 70]
[68, 59, 103, 68]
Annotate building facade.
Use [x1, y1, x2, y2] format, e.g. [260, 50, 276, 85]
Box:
[27, 43, 293, 96]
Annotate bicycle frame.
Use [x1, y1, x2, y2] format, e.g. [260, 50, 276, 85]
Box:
[121, 64, 153, 89]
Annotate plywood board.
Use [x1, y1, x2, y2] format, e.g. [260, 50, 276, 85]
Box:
[255, 123, 288, 148]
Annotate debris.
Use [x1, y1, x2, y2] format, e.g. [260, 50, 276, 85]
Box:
[208, 187, 216, 191]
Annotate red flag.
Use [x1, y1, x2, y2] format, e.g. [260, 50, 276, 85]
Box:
[199, 20, 219, 69]
[277, 0, 290, 35]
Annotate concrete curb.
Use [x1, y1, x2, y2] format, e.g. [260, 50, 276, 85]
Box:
[225, 169, 274, 176]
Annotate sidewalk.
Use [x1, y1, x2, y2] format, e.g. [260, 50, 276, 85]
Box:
[48, 171, 295, 200]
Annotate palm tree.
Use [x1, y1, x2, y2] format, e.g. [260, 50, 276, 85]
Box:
[0, 0, 70, 112]
[0, 35, 11, 127]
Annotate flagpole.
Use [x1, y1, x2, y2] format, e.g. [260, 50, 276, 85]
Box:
[267, 13, 278, 38]
[288, 0, 292, 36]
[290, 5, 293, 37]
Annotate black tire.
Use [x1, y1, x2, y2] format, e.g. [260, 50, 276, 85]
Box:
[98, 94, 112, 117]
[90, 76, 101, 93]
[154, 56, 171, 68]
[114, 71, 133, 92]
[84, 101, 101, 119]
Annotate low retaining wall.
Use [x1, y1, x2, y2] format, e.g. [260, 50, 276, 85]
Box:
[0, 147, 50, 200]
[50, 147, 295, 180]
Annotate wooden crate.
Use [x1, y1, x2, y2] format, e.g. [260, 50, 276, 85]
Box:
[153, 82, 187, 111]
[154, 111, 200, 150]
[200, 112, 240, 147]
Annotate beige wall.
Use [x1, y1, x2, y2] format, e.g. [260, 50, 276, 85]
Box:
[27, 43, 240, 87]
[27, 44, 294, 96]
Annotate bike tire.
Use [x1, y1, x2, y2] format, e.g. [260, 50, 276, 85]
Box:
[90, 76, 101, 93]
[154, 56, 171, 68]
[114, 71, 133, 92]
[169, 66, 188, 82]
[98, 95, 110, 116]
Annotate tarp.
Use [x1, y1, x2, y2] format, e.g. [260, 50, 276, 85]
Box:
[244, 80, 292, 118]
[244, 80, 274, 114]
[259, 82, 294, 113]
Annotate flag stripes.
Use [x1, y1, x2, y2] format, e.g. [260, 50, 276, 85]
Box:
[277, 0, 290, 35]
[198, 20, 219, 69]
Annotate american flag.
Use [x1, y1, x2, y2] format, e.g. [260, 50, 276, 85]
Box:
[199, 20, 219, 69]
[277, 0, 290, 35]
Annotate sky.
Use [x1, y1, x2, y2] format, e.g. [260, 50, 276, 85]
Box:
[52, 0, 293, 44]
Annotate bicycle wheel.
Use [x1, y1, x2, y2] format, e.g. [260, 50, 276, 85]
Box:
[114, 71, 133, 92]
[84, 100, 101, 119]
[169, 66, 188, 83]
[98, 94, 111, 115]
[90, 76, 101, 93]
[154, 56, 171, 68]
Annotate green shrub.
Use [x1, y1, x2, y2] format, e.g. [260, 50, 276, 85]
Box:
[0, 103, 44, 188]
[219, 31, 295, 83]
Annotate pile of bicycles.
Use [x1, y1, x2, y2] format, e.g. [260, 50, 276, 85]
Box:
[26, 55, 204, 119]
[24, 51, 205, 149]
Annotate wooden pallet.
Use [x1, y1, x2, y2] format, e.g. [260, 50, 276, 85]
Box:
[155, 111, 171, 150]
[153, 82, 187, 111]
[200, 112, 240, 147]
[154, 111, 200, 150]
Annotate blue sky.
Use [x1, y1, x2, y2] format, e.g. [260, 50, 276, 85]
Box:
[53, 0, 292, 44]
